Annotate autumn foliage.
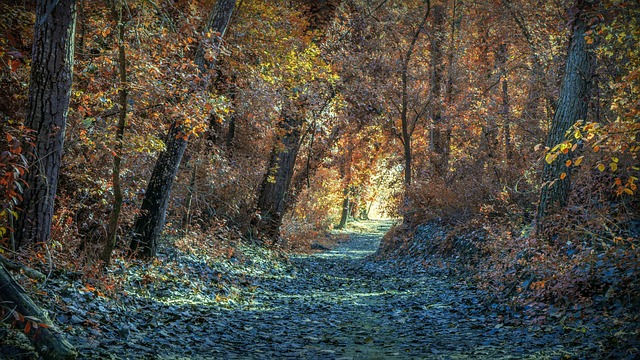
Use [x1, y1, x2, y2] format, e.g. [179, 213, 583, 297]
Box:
[0, 0, 639, 354]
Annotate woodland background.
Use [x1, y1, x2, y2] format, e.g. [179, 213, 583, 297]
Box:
[0, 0, 639, 358]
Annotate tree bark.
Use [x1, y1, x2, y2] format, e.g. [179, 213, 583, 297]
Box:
[0, 264, 77, 359]
[255, 113, 303, 243]
[130, 123, 187, 258]
[15, 0, 76, 248]
[102, 2, 127, 267]
[195, 0, 237, 73]
[536, 1, 593, 227]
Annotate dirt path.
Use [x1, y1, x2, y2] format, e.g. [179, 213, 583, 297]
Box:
[2, 220, 589, 359]
[159, 220, 578, 359]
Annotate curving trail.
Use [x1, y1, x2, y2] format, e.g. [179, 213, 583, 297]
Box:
[189, 220, 576, 359]
[4, 220, 587, 359]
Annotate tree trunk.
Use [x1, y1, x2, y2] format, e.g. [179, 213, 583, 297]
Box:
[0, 264, 77, 359]
[336, 144, 352, 229]
[102, 2, 127, 267]
[129, 123, 187, 258]
[255, 114, 303, 243]
[15, 0, 76, 248]
[400, 1, 430, 187]
[130, 0, 237, 257]
[536, 1, 593, 227]
[195, 0, 237, 73]
[429, 4, 450, 179]
[225, 82, 238, 149]
[337, 188, 349, 229]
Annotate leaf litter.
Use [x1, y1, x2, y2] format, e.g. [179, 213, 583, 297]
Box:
[1, 220, 620, 359]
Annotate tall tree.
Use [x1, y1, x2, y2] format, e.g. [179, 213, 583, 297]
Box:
[14, 0, 77, 248]
[429, 3, 450, 179]
[255, 105, 304, 241]
[253, 0, 341, 243]
[1, 0, 78, 357]
[536, 0, 594, 227]
[400, 1, 431, 186]
[101, 1, 128, 266]
[129, 122, 189, 257]
[130, 0, 237, 258]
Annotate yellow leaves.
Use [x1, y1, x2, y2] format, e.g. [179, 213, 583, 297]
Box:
[574, 156, 584, 166]
[597, 163, 606, 172]
[574, 130, 582, 139]
[610, 157, 619, 171]
[545, 153, 557, 165]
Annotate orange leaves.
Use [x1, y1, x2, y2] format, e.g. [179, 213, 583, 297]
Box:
[6, 309, 48, 335]
[9, 59, 20, 72]
[613, 176, 638, 196]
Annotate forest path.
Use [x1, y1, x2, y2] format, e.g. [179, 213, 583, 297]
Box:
[183, 220, 573, 359]
[6, 221, 587, 359]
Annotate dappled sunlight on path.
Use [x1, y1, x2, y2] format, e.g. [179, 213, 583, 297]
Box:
[46, 220, 590, 359]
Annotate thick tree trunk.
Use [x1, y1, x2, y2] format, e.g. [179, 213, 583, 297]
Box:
[536, 2, 593, 227]
[15, 0, 76, 248]
[102, 2, 127, 267]
[0, 264, 77, 359]
[255, 114, 303, 243]
[130, 123, 187, 258]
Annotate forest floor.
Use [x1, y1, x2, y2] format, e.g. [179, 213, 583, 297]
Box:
[1, 220, 616, 359]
